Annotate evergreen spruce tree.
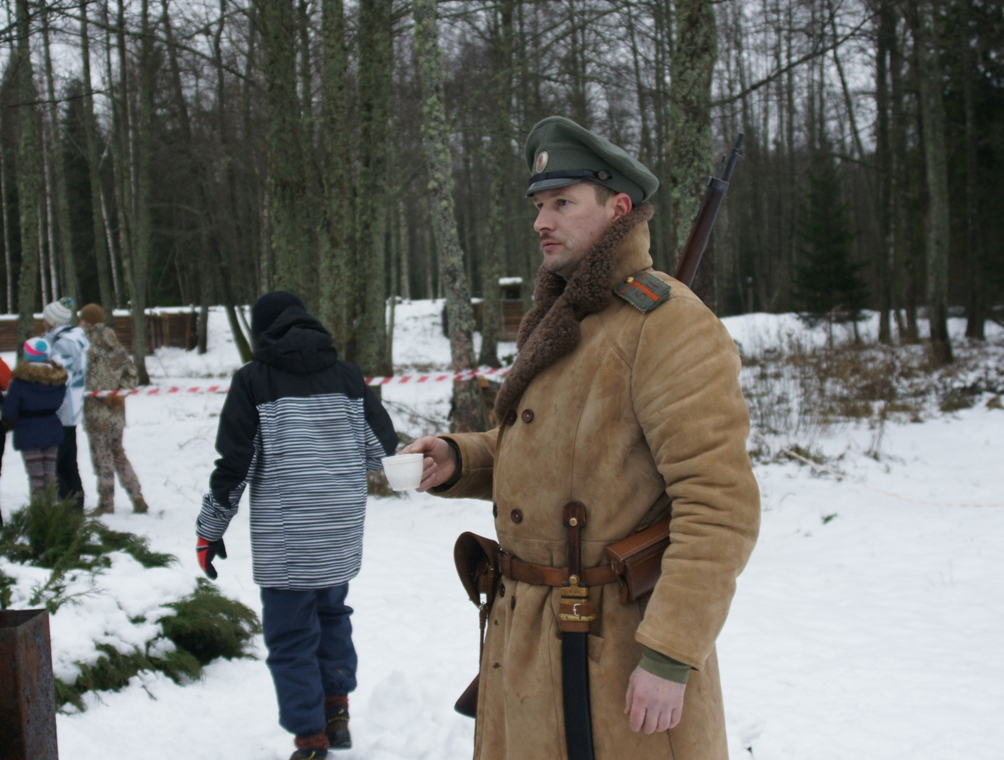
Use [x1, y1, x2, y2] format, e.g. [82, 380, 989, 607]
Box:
[792, 142, 868, 336]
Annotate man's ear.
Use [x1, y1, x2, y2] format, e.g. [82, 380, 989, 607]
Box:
[611, 192, 633, 220]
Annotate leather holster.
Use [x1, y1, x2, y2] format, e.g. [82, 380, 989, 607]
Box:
[453, 532, 500, 718]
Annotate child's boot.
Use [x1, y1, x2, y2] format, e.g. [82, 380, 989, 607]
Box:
[324, 696, 351, 750]
[290, 731, 328, 760]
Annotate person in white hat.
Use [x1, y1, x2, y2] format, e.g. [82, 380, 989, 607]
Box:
[42, 297, 90, 510]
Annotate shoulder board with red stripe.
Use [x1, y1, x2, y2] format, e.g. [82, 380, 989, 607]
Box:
[614, 271, 671, 313]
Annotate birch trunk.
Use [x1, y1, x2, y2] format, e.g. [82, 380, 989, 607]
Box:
[295, 0, 320, 311]
[889, 6, 916, 341]
[960, 0, 984, 340]
[354, 0, 393, 375]
[874, 0, 895, 343]
[128, 0, 155, 384]
[79, 3, 116, 316]
[909, 0, 952, 365]
[42, 148, 58, 298]
[39, 208, 50, 306]
[42, 5, 78, 306]
[1, 141, 12, 312]
[319, 0, 352, 348]
[256, 0, 314, 298]
[668, 0, 717, 310]
[14, 0, 41, 349]
[413, 0, 484, 433]
[98, 183, 122, 307]
[480, 0, 515, 369]
[162, 0, 207, 352]
[211, 2, 254, 359]
[105, 0, 138, 343]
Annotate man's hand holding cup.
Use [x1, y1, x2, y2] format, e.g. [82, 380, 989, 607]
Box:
[400, 436, 457, 492]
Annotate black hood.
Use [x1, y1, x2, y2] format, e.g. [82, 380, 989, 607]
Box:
[253, 306, 339, 374]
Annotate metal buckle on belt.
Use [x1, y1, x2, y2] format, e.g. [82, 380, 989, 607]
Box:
[559, 502, 597, 631]
[559, 573, 597, 627]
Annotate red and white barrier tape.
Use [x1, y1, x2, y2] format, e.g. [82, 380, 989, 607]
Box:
[85, 366, 512, 397]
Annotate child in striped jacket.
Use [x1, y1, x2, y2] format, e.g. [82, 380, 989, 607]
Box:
[195, 292, 398, 759]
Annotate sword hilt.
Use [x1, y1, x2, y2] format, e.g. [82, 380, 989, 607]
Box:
[560, 501, 596, 632]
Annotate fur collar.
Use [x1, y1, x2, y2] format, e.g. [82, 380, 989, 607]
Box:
[14, 361, 68, 386]
[494, 202, 655, 420]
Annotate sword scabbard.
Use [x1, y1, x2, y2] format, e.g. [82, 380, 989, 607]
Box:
[561, 501, 596, 760]
[561, 501, 597, 632]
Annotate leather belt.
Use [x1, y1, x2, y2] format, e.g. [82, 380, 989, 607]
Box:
[498, 551, 617, 588]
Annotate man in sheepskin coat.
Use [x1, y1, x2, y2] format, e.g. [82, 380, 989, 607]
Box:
[404, 117, 760, 760]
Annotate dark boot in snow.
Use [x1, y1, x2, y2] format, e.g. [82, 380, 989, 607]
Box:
[324, 695, 351, 749]
[290, 731, 328, 759]
[325, 708, 351, 750]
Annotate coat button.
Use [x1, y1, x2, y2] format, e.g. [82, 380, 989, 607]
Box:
[505, 410, 517, 426]
[492, 503, 498, 518]
[499, 583, 505, 597]
[510, 509, 523, 524]
[521, 409, 534, 423]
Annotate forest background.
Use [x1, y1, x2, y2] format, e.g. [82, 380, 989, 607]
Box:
[0, 0, 1000, 407]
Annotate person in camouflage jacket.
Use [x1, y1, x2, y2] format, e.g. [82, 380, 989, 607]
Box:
[79, 304, 148, 515]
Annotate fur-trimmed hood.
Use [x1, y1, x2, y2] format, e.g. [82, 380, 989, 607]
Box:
[13, 361, 68, 386]
[493, 202, 655, 419]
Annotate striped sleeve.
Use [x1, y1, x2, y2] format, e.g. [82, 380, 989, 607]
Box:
[362, 384, 398, 470]
[363, 423, 385, 472]
[197, 371, 259, 540]
[197, 483, 245, 541]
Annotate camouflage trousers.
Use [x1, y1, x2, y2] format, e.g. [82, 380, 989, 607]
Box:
[87, 429, 144, 510]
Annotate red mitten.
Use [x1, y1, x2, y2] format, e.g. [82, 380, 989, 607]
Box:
[196, 537, 227, 580]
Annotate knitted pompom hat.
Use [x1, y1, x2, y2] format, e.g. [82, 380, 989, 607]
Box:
[24, 337, 51, 362]
[42, 297, 75, 327]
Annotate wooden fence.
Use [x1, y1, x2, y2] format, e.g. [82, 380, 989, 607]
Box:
[0, 311, 199, 354]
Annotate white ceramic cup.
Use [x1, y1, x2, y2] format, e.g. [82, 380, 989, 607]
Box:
[381, 453, 425, 491]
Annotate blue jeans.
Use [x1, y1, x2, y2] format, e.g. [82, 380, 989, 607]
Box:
[260, 584, 358, 738]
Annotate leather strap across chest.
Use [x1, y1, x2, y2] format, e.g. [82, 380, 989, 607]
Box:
[498, 551, 618, 588]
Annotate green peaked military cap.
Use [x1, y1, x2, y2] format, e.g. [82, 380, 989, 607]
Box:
[524, 116, 659, 204]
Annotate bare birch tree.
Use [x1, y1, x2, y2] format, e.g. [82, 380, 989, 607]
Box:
[354, 0, 393, 375]
[413, 0, 484, 432]
[257, 0, 314, 299]
[14, 0, 40, 348]
[479, 0, 515, 369]
[669, 0, 717, 310]
[78, 2, 115, 317]
[908, 0, 953, 364]
[319, 0, 353, 349]
[41, 4, 78, 307]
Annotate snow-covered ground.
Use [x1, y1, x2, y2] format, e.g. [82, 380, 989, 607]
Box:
[2, 305, 1002, 759]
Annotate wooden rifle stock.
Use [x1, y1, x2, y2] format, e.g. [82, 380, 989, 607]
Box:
[673, 133, 745, 288]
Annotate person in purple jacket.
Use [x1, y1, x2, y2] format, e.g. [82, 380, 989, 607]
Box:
[1, 338, 68, 497]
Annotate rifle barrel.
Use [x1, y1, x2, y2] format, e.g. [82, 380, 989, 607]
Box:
[719, 133, 745, 183]
[673, 133, 745, 289]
